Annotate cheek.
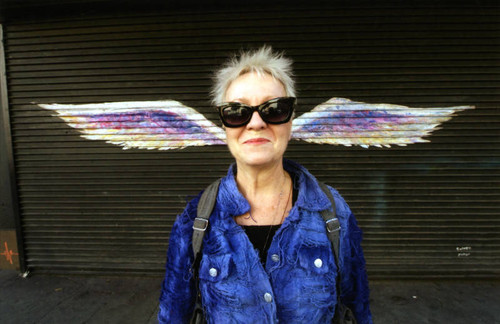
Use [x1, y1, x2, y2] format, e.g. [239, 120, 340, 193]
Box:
[224, 128, 234, 140]
[280, 124, 293, 142]
[225, 128, 240, 148]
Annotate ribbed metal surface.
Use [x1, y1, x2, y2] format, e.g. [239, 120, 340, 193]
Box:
[3, 3, 499, 277]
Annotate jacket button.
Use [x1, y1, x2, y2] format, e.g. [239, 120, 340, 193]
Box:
[271, 254, 280, 262]
[264, 292, 273, 303]
[209, 268, 218, 277]
[314, 258, 323, 268]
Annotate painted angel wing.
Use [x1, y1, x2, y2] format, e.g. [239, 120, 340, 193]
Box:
[39, 100, 226, 150]
[292, 97, 474, 148]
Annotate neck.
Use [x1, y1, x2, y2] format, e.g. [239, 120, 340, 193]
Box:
[235, 160, 286, 198]
[234, 160, 292, 225]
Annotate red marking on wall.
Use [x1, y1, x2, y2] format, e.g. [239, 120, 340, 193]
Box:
[1, 241, 18, 265]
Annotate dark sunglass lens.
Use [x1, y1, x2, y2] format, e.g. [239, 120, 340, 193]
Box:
[222, 104, 252, 126]
[261, 99, 292, 123]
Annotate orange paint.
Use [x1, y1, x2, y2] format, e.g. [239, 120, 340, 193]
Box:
[1, 241, 18, 265]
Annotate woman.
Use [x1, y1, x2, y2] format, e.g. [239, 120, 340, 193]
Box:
[158, 46, 372, 324]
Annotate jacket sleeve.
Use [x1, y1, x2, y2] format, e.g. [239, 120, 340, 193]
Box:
[158, 198, 198, 324]
[336, 196, 373, 324]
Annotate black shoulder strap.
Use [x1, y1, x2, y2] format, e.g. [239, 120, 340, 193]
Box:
[192, 178, 221, 258]
[318, 182, 343, 298]
[319, 184, 357, 324]
[190, 178, 221, 324]
[318, 182, 341, 266]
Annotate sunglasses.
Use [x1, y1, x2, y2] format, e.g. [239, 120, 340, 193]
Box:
[218, 97, 296, 128]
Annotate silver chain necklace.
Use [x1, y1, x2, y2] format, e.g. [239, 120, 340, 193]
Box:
[244, 173, 287, 224]
[261, 178, 292, 254]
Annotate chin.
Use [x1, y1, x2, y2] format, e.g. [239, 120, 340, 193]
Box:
[237, 154, 282, 168]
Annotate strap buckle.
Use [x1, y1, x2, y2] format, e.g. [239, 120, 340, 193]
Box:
[193, 218, 209, 231]
[325, 218, 340, 233]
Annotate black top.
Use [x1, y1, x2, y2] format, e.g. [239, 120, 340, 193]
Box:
[242, 182, 298, 264]
[241, 225, 280, 262]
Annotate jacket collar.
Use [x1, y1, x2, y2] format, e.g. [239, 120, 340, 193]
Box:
[217, 159, 332, 217]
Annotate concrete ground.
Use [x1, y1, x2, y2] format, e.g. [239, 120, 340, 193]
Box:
[0, 270, 498, 324]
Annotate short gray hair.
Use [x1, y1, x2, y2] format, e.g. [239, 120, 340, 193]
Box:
[210, 45, 296, 106]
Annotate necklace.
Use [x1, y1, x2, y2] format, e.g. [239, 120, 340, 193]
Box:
[261, 174, 292, 254]
[244, 173, 287, 224]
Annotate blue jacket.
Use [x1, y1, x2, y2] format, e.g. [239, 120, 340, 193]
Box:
[159, 159, 372, 324]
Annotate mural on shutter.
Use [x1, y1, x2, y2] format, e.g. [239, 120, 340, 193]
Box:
[38, 98, 473, 150]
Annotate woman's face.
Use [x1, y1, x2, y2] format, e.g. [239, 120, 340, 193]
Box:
[224, 71, 292, 169]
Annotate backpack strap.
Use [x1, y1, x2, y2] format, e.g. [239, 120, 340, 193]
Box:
[318, 182, 341, 270]
[190, 178, 220, 324]
[192, 178, 221, 258]
[319, 182, 357, 324]
[318, 182, 343, 313]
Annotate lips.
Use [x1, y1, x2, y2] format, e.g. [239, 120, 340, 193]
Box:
[243, 138, 270, 144]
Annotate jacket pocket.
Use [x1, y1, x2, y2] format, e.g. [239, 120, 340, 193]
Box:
[198, 253, 242, 311]
[280, 243, 337, 315]
[297, 243, 335, 275]
[199, 253, 232, 282]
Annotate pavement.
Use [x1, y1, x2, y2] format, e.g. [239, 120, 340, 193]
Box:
[0, 270, 498, 324]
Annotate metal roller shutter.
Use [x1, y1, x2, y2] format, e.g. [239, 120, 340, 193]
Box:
[3, 2, 499, 277]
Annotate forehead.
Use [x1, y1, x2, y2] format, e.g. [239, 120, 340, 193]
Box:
[225, 71, 286, 103]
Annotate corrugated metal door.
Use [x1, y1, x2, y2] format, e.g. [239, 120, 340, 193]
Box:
[3, 3, 499, 277]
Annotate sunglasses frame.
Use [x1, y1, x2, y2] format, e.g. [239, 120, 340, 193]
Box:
[217, 97, 296, 128]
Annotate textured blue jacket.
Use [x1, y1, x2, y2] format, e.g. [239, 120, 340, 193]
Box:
[159, 159, 372, 324]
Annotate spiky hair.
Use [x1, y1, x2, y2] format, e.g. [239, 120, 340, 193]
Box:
[210, 45, 296, 106]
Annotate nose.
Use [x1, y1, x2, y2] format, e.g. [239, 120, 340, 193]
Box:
[246, 111, 267, 129]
